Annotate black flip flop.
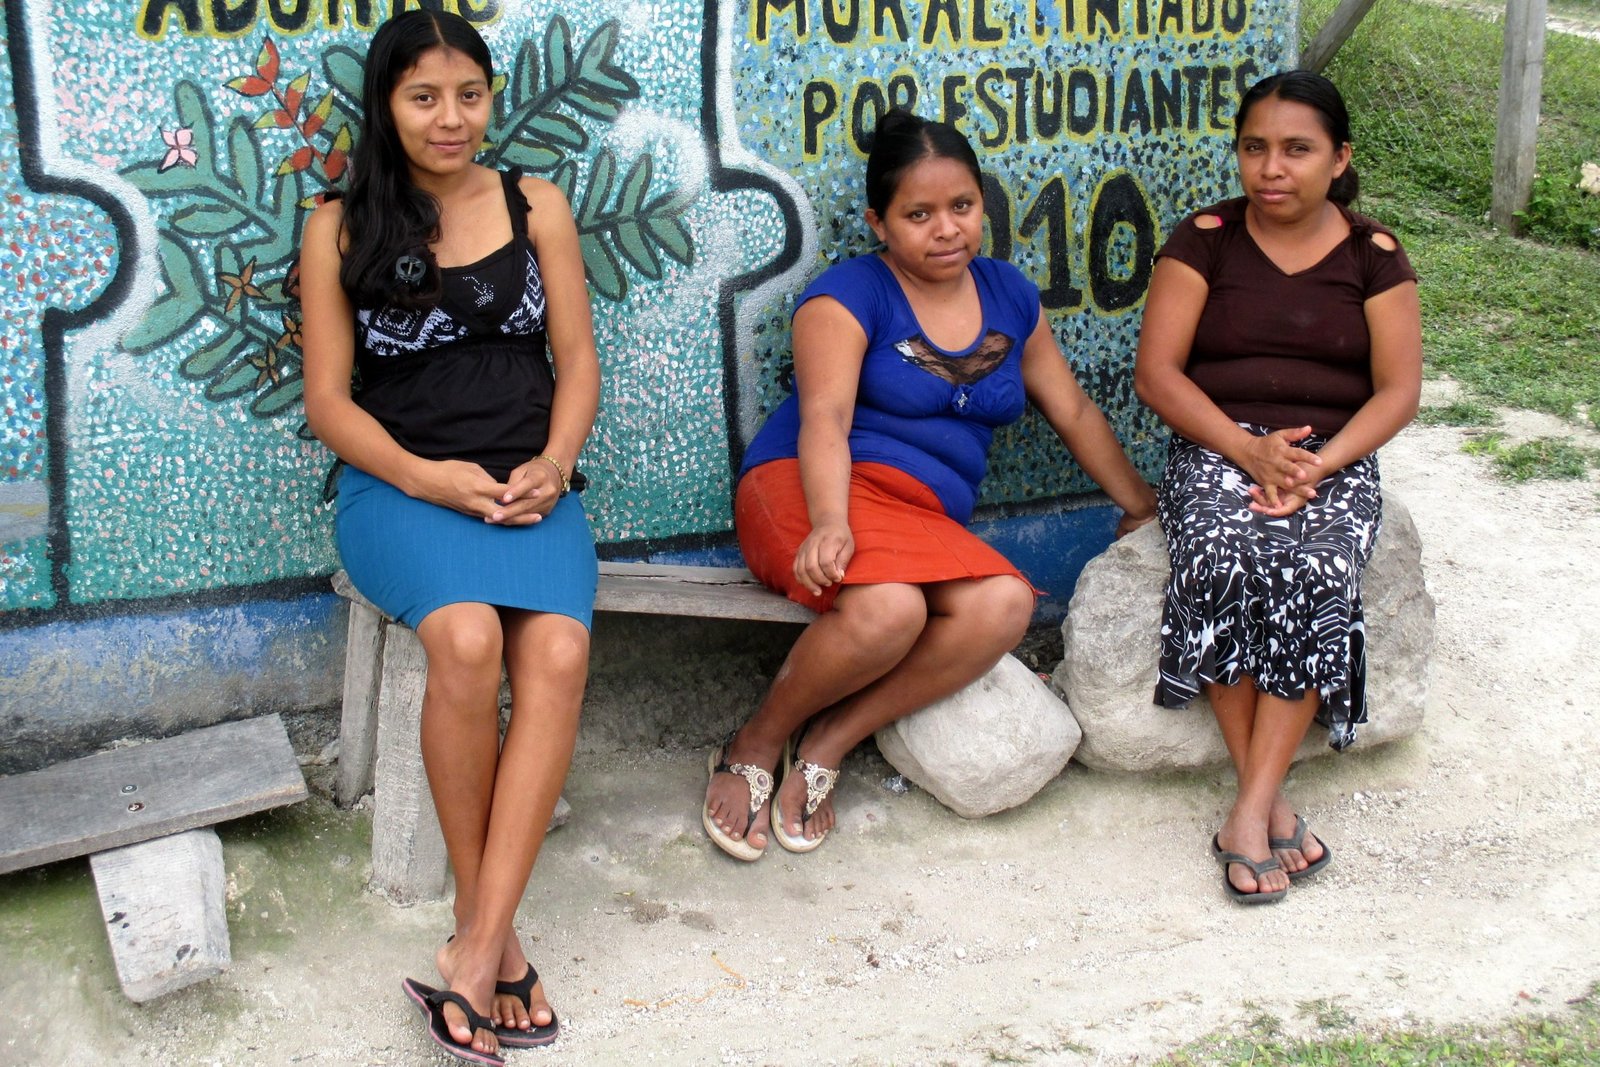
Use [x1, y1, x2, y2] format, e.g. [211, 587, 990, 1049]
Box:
[1269, 815, 1333, 882]
[493, 963, 561, 1048]
[401, 977, 505, 1066]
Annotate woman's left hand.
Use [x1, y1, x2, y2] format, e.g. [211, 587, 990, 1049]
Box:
[1247, 479, 1317, 517]
[489, 458, 565, 524]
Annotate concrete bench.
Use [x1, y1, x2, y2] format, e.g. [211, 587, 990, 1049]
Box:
[0, 716, 307, 1000]
[332, 562, 810, 903]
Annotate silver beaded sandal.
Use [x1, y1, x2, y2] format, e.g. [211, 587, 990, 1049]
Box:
[771, 735, 840, 854]
[702, 733, 775, 862]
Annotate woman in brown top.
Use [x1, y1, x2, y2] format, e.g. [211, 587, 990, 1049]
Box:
[1134, 71, 1422, 904]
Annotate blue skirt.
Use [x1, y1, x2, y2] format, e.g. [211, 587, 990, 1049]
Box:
[335, 465, 598, 630]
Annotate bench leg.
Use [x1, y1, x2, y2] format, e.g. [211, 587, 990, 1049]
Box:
[90, 828, 231, 1002]
[335, 600, 387, 807]
[370, 624, 450, 904]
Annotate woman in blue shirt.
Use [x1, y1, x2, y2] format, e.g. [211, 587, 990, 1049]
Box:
[704, 109, 1157, 860]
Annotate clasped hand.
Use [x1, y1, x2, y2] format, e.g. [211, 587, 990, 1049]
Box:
[794, 520, 853, 597]
[420, 458, 562, 525]
[1239, 426, 1322, 518]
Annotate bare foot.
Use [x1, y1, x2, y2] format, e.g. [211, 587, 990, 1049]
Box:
[704, 730, 779, 852]
[438, 930, 554, 1031]
[433, 936, 499, 1056]
[1267, 794, 1326, 874]
[1215, 814, 1289, 897]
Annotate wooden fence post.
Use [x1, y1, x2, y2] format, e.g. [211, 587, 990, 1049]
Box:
[1300, 0, 1381, 73]
[1492, 0, 1548, 232]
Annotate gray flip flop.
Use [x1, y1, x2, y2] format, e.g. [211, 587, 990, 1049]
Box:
[1211, 835, 1288, 905]
[1269, 815, 1333, 882]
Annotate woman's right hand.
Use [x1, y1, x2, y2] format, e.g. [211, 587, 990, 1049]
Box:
[793, 520, 854, 598]
[411, 459, 512, 520]
[1235, 425, 1323, 507]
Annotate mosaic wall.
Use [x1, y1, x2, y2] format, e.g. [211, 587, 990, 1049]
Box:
[0, 1, 1293, 755]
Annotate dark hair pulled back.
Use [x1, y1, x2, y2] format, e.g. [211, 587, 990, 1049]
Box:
[864, 108, 983, 217]
[338, 10, 494, 310]
[1234, 70, 1359, 206]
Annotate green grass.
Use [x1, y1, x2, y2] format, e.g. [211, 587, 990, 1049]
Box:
[1165, 985, 1600, 1065]
[1305, 0, 1600, 250]
[1292, 0, 1600, 478]
[1415, 400, 1499, 427]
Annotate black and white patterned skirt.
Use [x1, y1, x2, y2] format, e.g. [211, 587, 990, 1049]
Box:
[1154, 427, 1382, 751]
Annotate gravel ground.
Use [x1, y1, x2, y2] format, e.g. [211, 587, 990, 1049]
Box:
[4, 391, 1599, 1066]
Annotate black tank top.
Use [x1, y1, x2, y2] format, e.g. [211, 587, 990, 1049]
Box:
[351, 169, 582, 486]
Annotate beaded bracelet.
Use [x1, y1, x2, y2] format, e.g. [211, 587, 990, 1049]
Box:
[534, 454, 570, 496]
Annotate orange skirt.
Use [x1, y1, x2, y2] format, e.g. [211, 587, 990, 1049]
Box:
[735, 459, 1033, 613]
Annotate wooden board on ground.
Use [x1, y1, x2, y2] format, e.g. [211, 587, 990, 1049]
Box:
[0, 715, 307, 875]
[90, 828, 231, 1002]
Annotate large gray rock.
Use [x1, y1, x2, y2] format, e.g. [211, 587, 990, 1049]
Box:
[875, 653, 1081, 818]
[1054, 491, 1434, 772]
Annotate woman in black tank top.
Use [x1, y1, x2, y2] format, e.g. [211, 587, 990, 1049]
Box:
[300, 11, 600, 1062]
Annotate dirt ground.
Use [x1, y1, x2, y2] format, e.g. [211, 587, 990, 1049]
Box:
[4, 385, 1599, 1066]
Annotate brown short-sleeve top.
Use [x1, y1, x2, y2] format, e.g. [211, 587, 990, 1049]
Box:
[1155, 197, 1418, 434]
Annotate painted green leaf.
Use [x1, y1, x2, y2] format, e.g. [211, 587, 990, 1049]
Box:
[504, 141, 565, 173]
[121, 159, 209, 196]
[123, 293, 202, 352]
[529, 112, 586, 150]
[171, 202, 248, 239]
[577, 151, 616, 227]
[618, 155, 651, 215]
[644, 214, 694, 265]
[251, 375, 304, 418]
[575, 22, 638, 98]
[615, 220, 661, 279]
[551, 161, 578, 203]
[563, 90, 622, 122]
[205, 361, 261, 400]
[581, 233, 625, 301]
[123, 233, 209, 351]
[512, 40, 539, 103]
[180, 334, 248, 379]
[544, 16, 573, 89]
[228, 117, 262, 201]
[323, 47, 365, 105]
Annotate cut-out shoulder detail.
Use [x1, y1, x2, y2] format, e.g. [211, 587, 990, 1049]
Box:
[1194, 214, 1223, 230]
[1369, 231, 1398, 251]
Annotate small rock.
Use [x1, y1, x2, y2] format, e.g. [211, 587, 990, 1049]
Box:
[880, 774, 909, 795]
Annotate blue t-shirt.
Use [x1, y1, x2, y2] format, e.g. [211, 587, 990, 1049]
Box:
[740, 254, 1040, 525]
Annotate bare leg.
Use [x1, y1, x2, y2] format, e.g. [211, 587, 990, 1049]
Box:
[413, 603, 506, 1055]
[1207, 680, 1327, 876]
[705, 582, 929, 850]
[773, 574, 1036, 842]
[1206, 680, 1320, 896]
[420, 607, 588, 1050]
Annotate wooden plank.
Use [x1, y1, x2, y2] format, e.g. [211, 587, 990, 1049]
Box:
[334, 598, 386, 806]
[333, 565, 809, 625]
[594, 572, 812, 623]
[1300, 0, 1380, 72]
[1491, 0, 1547, 231]
[0, 715, 307, 875]
[90, 828, 230, 1002]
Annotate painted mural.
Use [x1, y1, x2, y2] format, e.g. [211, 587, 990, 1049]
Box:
[0, 0, 1293, 760]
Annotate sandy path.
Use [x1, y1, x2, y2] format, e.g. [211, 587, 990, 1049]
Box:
[4, 400, 1599, 1066]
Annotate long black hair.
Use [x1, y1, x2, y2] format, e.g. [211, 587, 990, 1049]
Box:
[338, 10, 495, 310]
[1234, 70, 1359, 206]
[864, 108, 983, 217]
